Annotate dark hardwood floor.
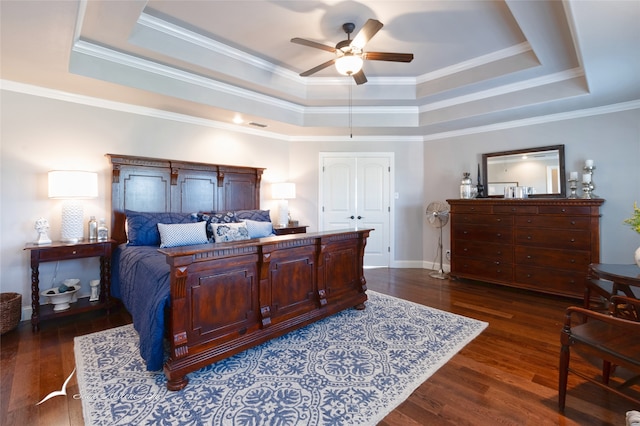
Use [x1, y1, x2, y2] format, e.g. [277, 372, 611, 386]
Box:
[1, 268, 637, 425]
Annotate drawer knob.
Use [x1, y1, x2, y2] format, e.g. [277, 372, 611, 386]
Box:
[496, 218, 502, 222]
[463, 230, 468, 234]
[527, 219, 532, 223]
[527, 274, 532, 278]
[496, 233, 502, 237]
[72, 250, 77, 255]
[570, 238, 575, 242]
[497, 251, 502, 255]
[570, 259, 576, 263]
[562, 208, 566, 212]
[527, 255, 532, 259]
[527, 236, 532, 240]
[463, 248, 468, 252]
[570, 221, 576, 225]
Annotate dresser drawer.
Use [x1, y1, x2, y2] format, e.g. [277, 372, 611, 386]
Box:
[515, 228, 591, 250]
[455, 240, 513, 262]
[515, 215, 591, 229]
[453, 214, 512, 226]
[492, 204, 538, 214]
[514, 246, 590, 272]
[452, 257, 513, 281]
[515, 266, 584, 297]
[454, 225, 513, 243]
[537, 205, 592, 215]
[450, 203, 493, 214]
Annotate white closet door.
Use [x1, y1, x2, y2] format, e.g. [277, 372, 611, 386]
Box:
[320, 154, 391, 267]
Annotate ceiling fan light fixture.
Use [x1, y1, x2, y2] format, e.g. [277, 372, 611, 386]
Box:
[335, 53, 363, 76]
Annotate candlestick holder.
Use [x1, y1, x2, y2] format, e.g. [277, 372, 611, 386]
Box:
[567, 178, 578, 199]
[581, 165, 598, 198]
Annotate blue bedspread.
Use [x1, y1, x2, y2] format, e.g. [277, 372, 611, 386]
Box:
[111, 244, 170, 371]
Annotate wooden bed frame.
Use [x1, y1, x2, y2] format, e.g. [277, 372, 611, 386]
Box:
[107, 154, 370, 390]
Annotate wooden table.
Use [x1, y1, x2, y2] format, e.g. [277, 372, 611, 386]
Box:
[587, 263, 639, 306]
[24, 240, 114, 331]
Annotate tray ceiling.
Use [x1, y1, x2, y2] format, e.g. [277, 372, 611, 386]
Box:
[1, 0, 639, 140]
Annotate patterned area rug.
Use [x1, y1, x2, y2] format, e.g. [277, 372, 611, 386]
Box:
[74, 291, 487, 425]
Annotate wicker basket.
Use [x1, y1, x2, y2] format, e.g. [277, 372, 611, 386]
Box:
[1, 293, 22, 335]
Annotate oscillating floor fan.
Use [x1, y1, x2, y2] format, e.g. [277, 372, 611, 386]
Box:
[426, 201, 450, 279]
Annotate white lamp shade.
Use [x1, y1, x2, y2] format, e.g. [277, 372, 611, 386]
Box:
[335, 54, 363, 76]
[48, 170, 98, 199]
[271, 182, 296, 200]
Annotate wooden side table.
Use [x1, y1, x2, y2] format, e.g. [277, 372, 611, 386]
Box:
[273, 225, 308, 235]
[24, 240, 114, 331]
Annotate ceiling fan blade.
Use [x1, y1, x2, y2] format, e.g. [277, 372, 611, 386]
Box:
[353, 69, 367, 85]
[351, 19, 383, 50]
[363, 52, 414, 62]
[300, 59, 337, 77]
[291, 37, 336, 53]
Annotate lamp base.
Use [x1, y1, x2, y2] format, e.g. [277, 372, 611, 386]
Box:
[60, 201, 84, 243]
[277, 199, 289, 228]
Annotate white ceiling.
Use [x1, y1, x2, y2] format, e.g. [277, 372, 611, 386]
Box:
[1, 0, 639, 140]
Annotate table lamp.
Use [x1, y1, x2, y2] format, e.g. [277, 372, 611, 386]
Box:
[271, 182, 296, 228]
[48, 170, 98, 243]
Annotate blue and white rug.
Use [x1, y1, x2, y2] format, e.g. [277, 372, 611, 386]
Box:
[74, 291, 487, 425]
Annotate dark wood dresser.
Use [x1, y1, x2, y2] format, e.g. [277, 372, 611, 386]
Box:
[447, 198, 604, 299]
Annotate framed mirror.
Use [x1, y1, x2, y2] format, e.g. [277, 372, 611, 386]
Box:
[482, 145, 565, 198]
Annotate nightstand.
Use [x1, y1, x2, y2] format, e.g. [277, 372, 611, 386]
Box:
[24, 240, 114, 331]
[273, 225, 308, 235]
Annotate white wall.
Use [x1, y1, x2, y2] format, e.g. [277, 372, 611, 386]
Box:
[422, 109, 640, 266]
[0, 90, 290, 320]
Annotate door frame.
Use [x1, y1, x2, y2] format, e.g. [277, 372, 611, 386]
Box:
[318, 152, 395, 267]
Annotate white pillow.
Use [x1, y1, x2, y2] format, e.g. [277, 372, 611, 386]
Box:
[210, 221, 250, 242]
[157, 221, 208, 248]
[245, 219, 273, 238]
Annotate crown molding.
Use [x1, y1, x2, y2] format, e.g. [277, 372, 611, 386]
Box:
[3, 80, 637, 144]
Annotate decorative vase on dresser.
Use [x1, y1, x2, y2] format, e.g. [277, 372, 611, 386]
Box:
[447, 198, 604, 299]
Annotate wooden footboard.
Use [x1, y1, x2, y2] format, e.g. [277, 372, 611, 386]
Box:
[159, 229, 370, 390]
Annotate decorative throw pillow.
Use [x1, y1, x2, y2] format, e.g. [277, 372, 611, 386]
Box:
[235, 209, 271, 222]
[126, 210, 196, 246]
[192, 211, 237, 242]
[210, 222, 250, 243]
[245, 219, 274, 238]
[157, 221, 208, 248]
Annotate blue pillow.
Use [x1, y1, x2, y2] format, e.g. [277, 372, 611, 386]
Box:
[235, 209, 271, 222]
[245, 219, 274, 238]
[125, 210, 196, 246]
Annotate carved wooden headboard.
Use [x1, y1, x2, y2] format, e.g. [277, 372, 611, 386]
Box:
[107, 154, 264, 244]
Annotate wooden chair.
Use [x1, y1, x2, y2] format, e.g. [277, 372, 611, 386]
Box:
[584, 277, 638, 312]
[559, 295, 640, 411]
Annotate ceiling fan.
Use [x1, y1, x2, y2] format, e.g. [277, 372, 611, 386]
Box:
[291, 19, 414, 85]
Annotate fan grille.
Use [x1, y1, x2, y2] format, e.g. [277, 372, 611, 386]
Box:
[426, 201, 450, 228]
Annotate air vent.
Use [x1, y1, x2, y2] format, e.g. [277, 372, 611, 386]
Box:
[248, 122, 267, 128]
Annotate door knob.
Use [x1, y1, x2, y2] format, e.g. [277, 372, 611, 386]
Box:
[357, 216, 363, 219]
[349, 215, 355, 219]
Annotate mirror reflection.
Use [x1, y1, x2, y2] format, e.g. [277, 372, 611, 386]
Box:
[482, 145, 565, 198]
